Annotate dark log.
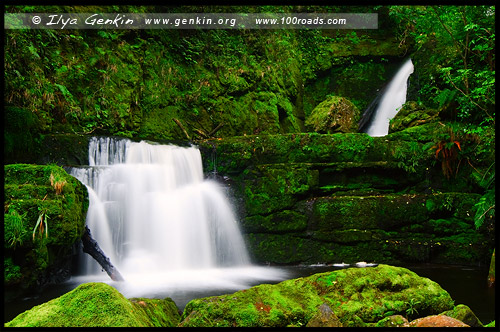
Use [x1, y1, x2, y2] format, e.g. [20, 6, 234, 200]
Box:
[81, 226, 124, 281]
[208, 123, 224, 137]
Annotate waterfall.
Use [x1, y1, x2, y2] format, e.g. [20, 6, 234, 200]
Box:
[70, 137, 251, 276]
[364, 58, 414, 137]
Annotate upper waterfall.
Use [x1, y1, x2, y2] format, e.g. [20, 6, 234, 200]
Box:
[364, 58, 414, 137]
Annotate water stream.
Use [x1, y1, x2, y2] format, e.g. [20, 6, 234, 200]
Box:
[364, 58, 414, 136]
[69, 137, 287, 297]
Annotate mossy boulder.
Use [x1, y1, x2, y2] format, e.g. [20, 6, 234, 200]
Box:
[179, 264, 455, 327]
[440, 304, 483, 327]
[388, 101, 440, 134]
[4, 164, 88, 294]
[5, 282, 180, 327]
[305, 96, 360, 133]
[375, 314, 409, 327]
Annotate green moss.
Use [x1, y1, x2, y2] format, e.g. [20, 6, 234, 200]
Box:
[4, 164, 88, 290]
[239, 164, 318, 215]
[243, 210, 308, 233]
[5, 283, 180, 327]
[375, 315, 408, 327]
[305, 96, 360, 133]
[440, 304, 483, 327]
[129, 298, 181, 327]
[180, 265, 454, 327]
[389, 101, 440, 134]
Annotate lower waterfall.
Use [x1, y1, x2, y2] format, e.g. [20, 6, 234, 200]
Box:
[70, 137, 285, 299]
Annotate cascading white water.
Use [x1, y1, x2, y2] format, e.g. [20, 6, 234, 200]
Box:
[70, 137, 251, 276]
[365, 58, 414, 137]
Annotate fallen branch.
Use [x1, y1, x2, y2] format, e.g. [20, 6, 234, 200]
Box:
[193, 128, 209, 139]
[208, 123, 224, 137]
[173, 118, 191, 140]
[81, 226, 124, 282]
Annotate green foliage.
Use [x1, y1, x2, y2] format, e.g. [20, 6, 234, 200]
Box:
[389, 6, 495, 127]
[405, 298, 421, 318]
[4, 257, 23, 284]
[393, 141, 427, 173]
[5, 208, 28, 248]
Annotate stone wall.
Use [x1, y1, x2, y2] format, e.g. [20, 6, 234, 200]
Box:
[197, 124, 494, 266]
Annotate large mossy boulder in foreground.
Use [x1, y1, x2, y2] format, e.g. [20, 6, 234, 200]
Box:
[4, 164, 88, 295]
[179, 264, 455, 327]
[5, 282, 180, 327]
[305, 96, 360, 133]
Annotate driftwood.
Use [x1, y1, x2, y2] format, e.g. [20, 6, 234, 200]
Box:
[81, 226, 124, 281]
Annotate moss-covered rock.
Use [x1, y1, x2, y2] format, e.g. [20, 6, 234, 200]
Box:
[375, 314, 408, 327]
[389, 101, 440, 134]
[196, 131, 493, 266]
[440, 304, 483, 327]
[305, 96, 360, 133]
[4, 164, 88, 293]
[5, 282, 180, 327]
[179, 264, 454, 327]
[305, 302, 342, 327]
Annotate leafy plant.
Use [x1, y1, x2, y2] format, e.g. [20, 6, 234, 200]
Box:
[5, 208, 28, 248]
[394, 141, 426, 174]
[431, 128, 462, 179]
[50, 172, 67, 195]
[405, 298, 421, 318]
[33, 208, 49, 241]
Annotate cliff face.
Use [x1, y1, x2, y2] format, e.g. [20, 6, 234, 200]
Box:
[196, 123, 494, 266]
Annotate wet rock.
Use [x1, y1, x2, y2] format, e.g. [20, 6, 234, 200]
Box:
[404, 315, 469, 327]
